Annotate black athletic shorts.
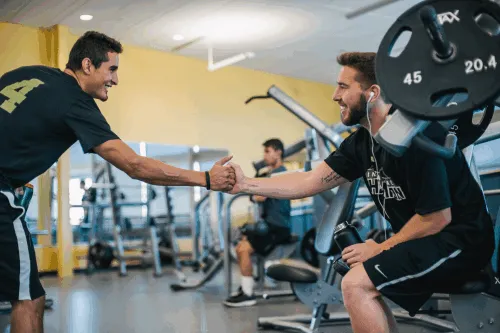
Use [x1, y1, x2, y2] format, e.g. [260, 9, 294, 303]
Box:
[245, 223, 291, 256]
[363, 232, 495, 316]
[0, 184, 45, 301]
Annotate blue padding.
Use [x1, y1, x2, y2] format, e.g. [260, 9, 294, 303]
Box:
[315, 179, 361, 255]
[493, 209, 500, 273]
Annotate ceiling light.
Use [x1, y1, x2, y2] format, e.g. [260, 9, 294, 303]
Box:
[208, 52, 256, 72]
[188, 10, 313, 44]
[173, 34, 184, 41]
[80, 14, 93, 21]
[166, 5, 316, 46]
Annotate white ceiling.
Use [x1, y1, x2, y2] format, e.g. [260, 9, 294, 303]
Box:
[0, 0, 423, 84]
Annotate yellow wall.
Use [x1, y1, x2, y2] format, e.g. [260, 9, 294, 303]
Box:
[2, 22, 340, 273]
[59, 27, 340, 173]
[1, 23, 340, 173]
[0, 23, 41, 71]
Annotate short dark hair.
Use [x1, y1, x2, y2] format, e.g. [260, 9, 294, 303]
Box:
[336, 52, 377, 90]
[66, 31, 123, 71]
[263, 138, 284, 159]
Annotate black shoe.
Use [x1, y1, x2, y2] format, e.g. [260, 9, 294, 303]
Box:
[223, 289, 256, 307]
[228, 286, 243, 297]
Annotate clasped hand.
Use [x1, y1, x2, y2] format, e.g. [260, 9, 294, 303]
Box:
[208, 156, 237, 191]
[342, 239, 383, 268]
[208, 157, 247, 193]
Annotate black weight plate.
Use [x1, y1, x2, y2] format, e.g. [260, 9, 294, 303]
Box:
[377, 0, 500, 120]
[89, 242, 114, 269]
[453, 104, 495, 149]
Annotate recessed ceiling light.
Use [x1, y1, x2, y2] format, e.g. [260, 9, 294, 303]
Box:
[173, 34, 184, 41]
[80, 14, 93, 21]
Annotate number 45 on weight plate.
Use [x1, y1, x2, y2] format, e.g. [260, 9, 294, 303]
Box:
[403, 71, 422, 86]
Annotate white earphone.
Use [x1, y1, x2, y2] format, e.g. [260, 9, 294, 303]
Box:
[365, 89, 389, 239]
[368, 91, 375, 102]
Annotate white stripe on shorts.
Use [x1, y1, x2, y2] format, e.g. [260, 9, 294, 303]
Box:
[1, 191, 31, 300]
[376, 249, 462, 291]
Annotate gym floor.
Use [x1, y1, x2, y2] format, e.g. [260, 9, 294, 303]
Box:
[0, 266, 451, 333]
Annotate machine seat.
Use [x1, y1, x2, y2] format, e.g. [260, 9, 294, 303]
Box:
[438, 271, 491, 294]
[266, 264, 318, 283]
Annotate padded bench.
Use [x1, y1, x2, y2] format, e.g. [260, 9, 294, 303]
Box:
[266, 264, 492, 295]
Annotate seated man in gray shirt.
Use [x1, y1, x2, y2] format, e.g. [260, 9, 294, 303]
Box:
[223, 138, 291, 307]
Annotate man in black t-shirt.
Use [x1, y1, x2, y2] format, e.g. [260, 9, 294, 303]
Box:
[227, 52, 495, 332]
[224, 138, 291, 307]
[0, 31, 235, 332]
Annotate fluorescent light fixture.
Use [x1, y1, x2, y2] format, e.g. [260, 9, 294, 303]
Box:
[80, 14, 93, 21]
[173, 34, 184, 41]
[208, 51, 256, 72]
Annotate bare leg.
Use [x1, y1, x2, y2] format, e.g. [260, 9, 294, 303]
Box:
[236, 237, 254, 277]
[11, 295, 45, 333]
[342, 266, 399, 333]
[235, 237, 255, 296]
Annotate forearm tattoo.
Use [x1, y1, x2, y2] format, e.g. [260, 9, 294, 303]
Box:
[321, 171, 342, 184]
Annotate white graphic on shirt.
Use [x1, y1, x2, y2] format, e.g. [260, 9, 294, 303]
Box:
[365, 168, 406, 201]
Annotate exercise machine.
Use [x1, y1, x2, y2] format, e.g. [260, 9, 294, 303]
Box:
[258, 140, 500, 333]
[259, 1, 500, 331]
[223, 192, 302, 300]
[170, 191, 227, 291]
[372, 0, 499, 160]
[84, 160, 162, 277]
[155, 186, 190, 282]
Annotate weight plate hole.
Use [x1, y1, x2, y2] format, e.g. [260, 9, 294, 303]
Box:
[430, 89, 469, 107]
[475, 12, 500, 36]
[472, 108, 487, 126]
[388, 27, 412, 58]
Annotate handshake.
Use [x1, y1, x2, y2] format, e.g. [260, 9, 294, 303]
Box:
[207, 155, 244, 194]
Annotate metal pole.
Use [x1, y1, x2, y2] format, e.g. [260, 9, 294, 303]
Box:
[267, 85, 344, 148]
[193, 192, 210, 262]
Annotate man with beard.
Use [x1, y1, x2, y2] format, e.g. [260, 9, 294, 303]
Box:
[226, 52, 495, 333]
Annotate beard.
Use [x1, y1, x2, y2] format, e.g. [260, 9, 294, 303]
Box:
[341, 94, 368, 126]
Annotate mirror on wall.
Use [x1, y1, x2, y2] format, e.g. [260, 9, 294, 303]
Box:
[26, 141, 229, 245]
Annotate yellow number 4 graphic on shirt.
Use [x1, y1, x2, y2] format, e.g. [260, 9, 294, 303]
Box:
[0, 79, 44, 113]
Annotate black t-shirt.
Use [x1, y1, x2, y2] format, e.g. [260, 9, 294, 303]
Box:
[0, 65, 119, 188]
[261, 165, 292, 229]
[325, 123, 493, 248]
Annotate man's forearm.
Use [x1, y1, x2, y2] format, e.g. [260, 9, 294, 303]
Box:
[239, 163, 347, 200]
[380, 214, 444, 251]
[132, 156, 206, 187]
[241, 171, 312, 199]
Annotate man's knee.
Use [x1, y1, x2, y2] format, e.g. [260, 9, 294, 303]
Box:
[12, 295, 45, 314]
[236, 239, 253, 256]
[341, 265, 380, 302]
